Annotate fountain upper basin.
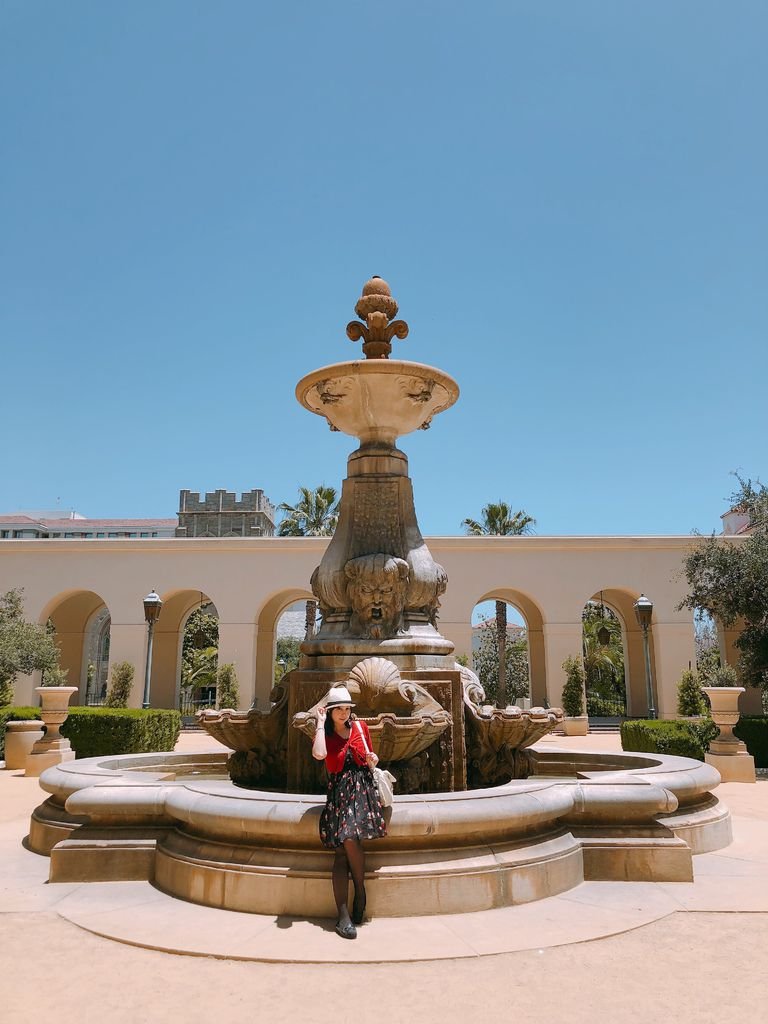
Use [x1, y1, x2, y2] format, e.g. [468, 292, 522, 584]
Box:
[296, 359, 459, 445]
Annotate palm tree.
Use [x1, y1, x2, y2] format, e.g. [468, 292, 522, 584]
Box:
[462, 501, 536, 708]
[278, 486, 340, 639]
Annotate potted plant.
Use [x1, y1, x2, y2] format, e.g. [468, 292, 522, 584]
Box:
[700, 663, 744, 750]
[26, 664, 78, 776]
[561, 655, 589, 735]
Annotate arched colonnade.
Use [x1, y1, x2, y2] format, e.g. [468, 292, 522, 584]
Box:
[4, 534, 759, 717]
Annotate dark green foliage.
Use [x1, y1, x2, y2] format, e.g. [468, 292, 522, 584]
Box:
[0, 589, 59, 705]
[105, 661, 134, 707]
[620, 719, 718, 761]
[60, 707, 181, 758]
[586, 693, 624, 717]
[0, 706, 41, 760]
[561, 656, 586, 717]
[275, 636, 301, 679]
[677, 669, 707, 717]
[679, 476, 768, 690]
[734, 716, 768, 768]
[216, 663, 240, 709]
[278, 486, 339, 536]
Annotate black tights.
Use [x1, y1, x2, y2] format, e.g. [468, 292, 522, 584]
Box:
[332, 839, 366, 920]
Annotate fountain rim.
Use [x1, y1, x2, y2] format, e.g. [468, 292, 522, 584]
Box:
[295, 357, 460, 411]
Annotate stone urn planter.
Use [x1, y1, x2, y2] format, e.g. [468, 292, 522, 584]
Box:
[25, 686, 78, 777]
[562, 716, 589, 736]
[700, 685, 755, 783]
[4, 720, 44, 769]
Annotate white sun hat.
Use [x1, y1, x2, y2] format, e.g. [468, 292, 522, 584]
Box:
[324, 685, 355, 709]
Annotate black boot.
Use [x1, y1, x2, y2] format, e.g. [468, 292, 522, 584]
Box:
[352, 886, 367, 926]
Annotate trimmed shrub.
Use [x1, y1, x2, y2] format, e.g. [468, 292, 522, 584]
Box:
[0, 706, 42, 760]
[60, 707, 181, 758]
[561, 656, 586, 717]
[734, 716, 768, 768]
[620, 718, 718, 761]
[216, 663, 240, 710]
[677, 669, 707, 717]
[106, 662, 135, 708]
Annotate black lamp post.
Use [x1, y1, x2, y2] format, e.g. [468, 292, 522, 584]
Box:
[633, 594, 656, 719]
[141, 590, 163, 709]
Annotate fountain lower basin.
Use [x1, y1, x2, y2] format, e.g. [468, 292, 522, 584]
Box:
[29, 747, 731, 918]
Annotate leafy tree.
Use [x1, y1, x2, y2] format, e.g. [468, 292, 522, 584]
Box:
[676, 668, 706, 717]
[463, 502, 536, 707]
[0, 589, 59, 706]
[472, 621, 529, 705]
[694, 611, 721, 675]
[679, 476, 768, 692]
[106, 661, 134, 708]
[216, 663, 240, 709]
[278, 485, 340, 639]
[181, 606, 219, 699]
[275, 636, 301, 681]
[561, 656, 586, 717]
[278, 486, 340, 538]
[582, 603, 626, 708]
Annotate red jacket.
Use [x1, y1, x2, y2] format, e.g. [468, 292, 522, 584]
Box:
[325, 720, 372, 775]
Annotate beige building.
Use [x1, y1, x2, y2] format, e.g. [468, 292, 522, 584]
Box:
[0, 531, 756, 718]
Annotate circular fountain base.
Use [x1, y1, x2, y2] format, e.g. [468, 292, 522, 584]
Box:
[29, 747, 731, 918]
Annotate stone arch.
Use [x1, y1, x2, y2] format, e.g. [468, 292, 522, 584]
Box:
[473, 588, 547, 706]
[254, 588, 315, 706]
[39, 590, 110, 700]
[151, 589, 218, 710]
[584, 588, 658, 717]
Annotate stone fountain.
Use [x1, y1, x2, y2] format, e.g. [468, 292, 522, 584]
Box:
[199, 277, 562, 793]
[28, 277, 732, 920]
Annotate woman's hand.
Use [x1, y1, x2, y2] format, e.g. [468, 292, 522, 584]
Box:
[366, 752, 379, 768]
[316, 705, 327, 725]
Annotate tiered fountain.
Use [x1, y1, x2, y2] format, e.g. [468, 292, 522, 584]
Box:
[28, 278, 731, 920]
[200, 276, 561, 794]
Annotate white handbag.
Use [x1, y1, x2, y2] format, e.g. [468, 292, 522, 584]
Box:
[355, 721, 396, 807]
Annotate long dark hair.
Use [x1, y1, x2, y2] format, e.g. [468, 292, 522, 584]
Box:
[324, 707, 355, 736]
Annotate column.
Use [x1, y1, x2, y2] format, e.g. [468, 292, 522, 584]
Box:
[106, 622, 150, 708]
[439, 619, 473, 666]
[652, 621, 697, 719]
[216, 621, 258, 711]
[253, 624, 275, 710]
[542, 622, 585, 708]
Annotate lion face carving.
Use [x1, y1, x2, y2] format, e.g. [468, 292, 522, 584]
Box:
[344, 553, 409, 639]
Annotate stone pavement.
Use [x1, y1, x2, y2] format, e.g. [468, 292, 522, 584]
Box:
[2, 732, 767, 1024]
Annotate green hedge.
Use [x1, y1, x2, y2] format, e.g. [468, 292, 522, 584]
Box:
[0, 706, 42, 760]
[60, 707, 181, 759]
[620, 719, 718, 761]
[734, 716, 768, 768]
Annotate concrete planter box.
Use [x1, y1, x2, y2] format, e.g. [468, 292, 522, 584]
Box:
[4, 720, 44, 769]
[563, 716, 589, 736]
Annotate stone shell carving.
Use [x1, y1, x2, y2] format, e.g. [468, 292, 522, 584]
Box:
[197, 682, 288, 754]
[459, 665, 564, 785]
[292, 657, 451, 764]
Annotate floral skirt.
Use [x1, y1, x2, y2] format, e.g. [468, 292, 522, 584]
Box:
[319, 750, 388, 850]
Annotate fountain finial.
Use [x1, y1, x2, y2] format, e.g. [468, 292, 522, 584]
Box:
[347, 276, 409, 359]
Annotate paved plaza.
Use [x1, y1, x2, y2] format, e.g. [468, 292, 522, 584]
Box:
[2, 732, 766, 1024]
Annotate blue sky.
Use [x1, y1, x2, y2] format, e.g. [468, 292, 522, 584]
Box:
[2, 1, 765, 536]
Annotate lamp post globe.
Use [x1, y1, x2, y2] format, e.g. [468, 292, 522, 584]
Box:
[633, 594, 656, 719]
[142, 590, 163, 709]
